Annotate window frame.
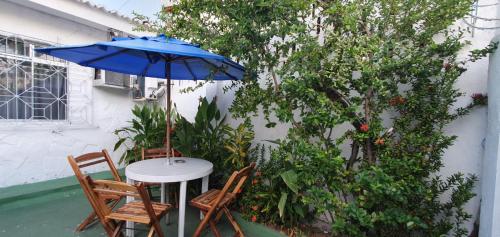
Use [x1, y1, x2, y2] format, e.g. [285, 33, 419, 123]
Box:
[0, 34, 69, 122]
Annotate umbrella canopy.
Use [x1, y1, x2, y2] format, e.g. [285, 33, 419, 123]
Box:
[36, 34, 244, 80]
[36, 34, 245, 162]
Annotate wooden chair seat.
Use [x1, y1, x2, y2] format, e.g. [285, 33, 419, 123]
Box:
[107, 201, 172, 224]
[190, 189, 236, 211]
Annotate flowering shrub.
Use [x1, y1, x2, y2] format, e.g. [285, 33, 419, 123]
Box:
[137, 0, 497, 236]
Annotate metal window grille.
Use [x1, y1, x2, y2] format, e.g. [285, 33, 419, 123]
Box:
[0, 34, 67, 120]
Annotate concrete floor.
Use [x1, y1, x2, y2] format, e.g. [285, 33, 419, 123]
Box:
[0, 187, 284, 237]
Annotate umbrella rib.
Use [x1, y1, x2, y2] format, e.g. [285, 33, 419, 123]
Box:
[182, 59, 198, 80]
[171, 55, 192, 61]
[200, 58, 239, 80]
[140, 51, 155, 76]
[141, 63, 152, 76]
[79, 48, 130, 65]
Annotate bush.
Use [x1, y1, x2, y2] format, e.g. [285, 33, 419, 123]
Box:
[138, 0, 498, 236]
[172, 97, 257, 188]
[135, 0, 496, 233]
[113, 105, 166, 164]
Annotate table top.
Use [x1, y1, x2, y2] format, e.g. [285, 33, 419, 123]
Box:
[125, 157, 213, 183]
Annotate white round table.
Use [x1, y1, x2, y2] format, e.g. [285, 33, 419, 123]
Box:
[125, 157, 213, 237]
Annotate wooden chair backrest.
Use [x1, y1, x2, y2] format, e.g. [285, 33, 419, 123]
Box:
[85, 176, 160, 224]
[141, 147, 168, 160]
[214, 162, 256, 208]
[141, 147, 180, 160]
[67, 149, 122, 182]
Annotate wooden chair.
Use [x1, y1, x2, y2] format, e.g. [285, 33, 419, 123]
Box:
[190, 163, 256, 237]
[141, 147, 181, 206]
[67, 150, 123, 232]
[142, 147, 168, 160]
[83, 176, 172, 237]
[141, 147, 182, 160]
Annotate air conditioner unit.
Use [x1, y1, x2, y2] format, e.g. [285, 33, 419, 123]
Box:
[133, 77, 161, 101]
[93, 69, 134, 89]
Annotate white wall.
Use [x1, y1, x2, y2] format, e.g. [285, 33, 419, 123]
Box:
[481, 35, 500, 237]
[0, 0, 131, 187]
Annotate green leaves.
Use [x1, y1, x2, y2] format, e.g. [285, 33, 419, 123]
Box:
[114, 105, 167, 164]
[172, 97, 257, 188]
[160, 0, 489, 236]
[280, 170, 299, 194]
[223, 120, 255, 169]
[278, 192, 287, 218]
[172, 97, 228, 162]
[113, 138, 126, 152]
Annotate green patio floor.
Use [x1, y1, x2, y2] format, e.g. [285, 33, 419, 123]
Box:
[0, 176, 284, 237]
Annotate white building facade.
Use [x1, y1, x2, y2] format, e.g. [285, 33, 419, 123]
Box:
[0, 0, 215, 188]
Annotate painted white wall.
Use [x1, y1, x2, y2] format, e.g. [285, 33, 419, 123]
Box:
[481, 35, 500, 237]
[0, 0, 214, 187]
[214, 1, 500, 234]
[479, 2, 500, 236]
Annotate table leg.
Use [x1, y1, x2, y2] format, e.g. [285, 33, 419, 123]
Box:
[178, 181, 187, 237]
[126, 178, 135, 237]
[164, 183, 170, 224]
[200, 175, 209, 219]
[161, 183, 165, 203]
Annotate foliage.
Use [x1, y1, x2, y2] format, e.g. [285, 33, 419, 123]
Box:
[223, 119, 255, 170]
[138, 0, 497, 236]
[172, 97, 256, 187]
[240, 145, 313, 229]
[172, 97, 228, 182]
[114, 105, 166, 164]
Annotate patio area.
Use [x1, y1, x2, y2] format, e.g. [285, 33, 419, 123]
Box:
[0, 173, 283, 237]
[3, 0, 500, 236]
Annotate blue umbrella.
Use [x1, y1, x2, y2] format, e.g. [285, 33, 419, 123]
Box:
[36, 34, 244, 162]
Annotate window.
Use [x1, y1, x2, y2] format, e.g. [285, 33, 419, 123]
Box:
[0, 34, 67, 120]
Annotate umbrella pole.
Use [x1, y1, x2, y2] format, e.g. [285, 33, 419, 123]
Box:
[166, 63, 172, 165]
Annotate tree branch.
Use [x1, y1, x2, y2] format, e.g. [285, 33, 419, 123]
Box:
[312, 84, 363, 128]
[347, 141, 359, 170]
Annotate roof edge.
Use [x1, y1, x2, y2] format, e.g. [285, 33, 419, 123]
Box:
[6, 0, 149, 35]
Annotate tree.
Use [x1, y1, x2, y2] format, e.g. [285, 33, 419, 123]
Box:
[136, 0, 496, 236]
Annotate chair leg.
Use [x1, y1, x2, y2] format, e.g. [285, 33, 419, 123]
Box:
[99, 219, 115, 237]
[209, 220, 222, 237]
[147, 186, 154, 199]
[112, 221, 124, 237]
[151, 221, 164, 237]
[147, 227, 155, 237]
[223, 206, 244, 237]
[174, 189, 179, 208]
[214, 210, 224, 224]
[193, 210, 212, 237]
[75, 211, 98, 231]
[103, 202, 123, 237]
